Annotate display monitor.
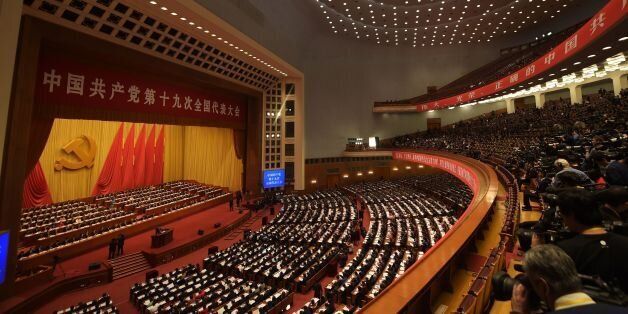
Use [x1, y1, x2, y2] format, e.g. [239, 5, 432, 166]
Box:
[0, 230, 9, 285]
[263, 169, 285, 189]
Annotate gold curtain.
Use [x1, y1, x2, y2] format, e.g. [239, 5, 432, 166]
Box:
[38, 119, 241, 202]
[183, 126, 243, 192]
[163, 125, 184, 182]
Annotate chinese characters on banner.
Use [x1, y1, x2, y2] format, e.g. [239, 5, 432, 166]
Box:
[36, 54, 247, 124]
[392, 151, 479, 194]
[414, 0, 627, 112]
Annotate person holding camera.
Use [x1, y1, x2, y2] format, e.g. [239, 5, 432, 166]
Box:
[556, 190, 628, 293]
[511, 244, 625, 313]
[596, 187, 628, 222]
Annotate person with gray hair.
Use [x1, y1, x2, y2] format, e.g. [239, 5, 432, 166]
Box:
[551, 159, 594, 189]
[511, 244, 625, 313]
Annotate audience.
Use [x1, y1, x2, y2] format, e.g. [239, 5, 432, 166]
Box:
[54, 293, 118, 314]
[321, 174, 471, 307]
[130, 264, 289, 313]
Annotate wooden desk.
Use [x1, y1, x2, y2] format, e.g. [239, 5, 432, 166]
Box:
[151, 228, 173, 248]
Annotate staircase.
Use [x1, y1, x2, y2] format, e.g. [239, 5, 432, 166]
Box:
[223, 210, 265, 241]
[109, 252, 152, 280]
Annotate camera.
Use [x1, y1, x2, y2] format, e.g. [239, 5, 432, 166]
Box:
[492, 269, 628, 308]
[492, 269, 542, 311]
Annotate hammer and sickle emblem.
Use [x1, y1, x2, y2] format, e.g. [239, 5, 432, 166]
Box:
[54, 135, 97, 171]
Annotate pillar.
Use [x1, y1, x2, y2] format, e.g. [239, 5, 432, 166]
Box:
[569, 85, 583, 105]
[0, 0, 22, 296]
[293, 78, 305, 191]
[609, 72, 627, 96]
[534, 93, 545, 109]
[505, 98, 515, 114]
[0, 0, 22, 185]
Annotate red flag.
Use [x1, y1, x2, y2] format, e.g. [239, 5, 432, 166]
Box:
[22, 161, 53, 208]
[92, 123, 124, 195]
[121, 124, 136, 190]
[153, 126, 165, 185]
[145, 125, 156, 187]
[134, 124, 147, 187]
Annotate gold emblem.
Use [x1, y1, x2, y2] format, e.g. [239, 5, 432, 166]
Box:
[54, 135, 97, 171]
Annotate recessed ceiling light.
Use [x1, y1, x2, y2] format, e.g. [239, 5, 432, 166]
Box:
[573, 61, 581, 65]
[619, 37, 628, 41]
[602, 46, 611, 50]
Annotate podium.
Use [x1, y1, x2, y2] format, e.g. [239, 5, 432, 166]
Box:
[151, 228, 173, 248]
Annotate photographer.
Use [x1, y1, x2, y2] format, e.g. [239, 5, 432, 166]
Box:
[511, 244, 624, 313]
[597, 187, 628, 222]
[555, 190, 628, 293]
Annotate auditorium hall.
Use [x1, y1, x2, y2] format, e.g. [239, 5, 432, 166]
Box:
[0, 0, 627, 313]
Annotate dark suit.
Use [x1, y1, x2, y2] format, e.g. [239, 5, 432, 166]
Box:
[549, 303, 628, 313]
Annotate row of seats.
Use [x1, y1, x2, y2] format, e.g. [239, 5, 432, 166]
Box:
[54, 293, 118, 314]
[274, 196, 356, 223]
[325, 247, 419, 306]
[282, 190, 345, 203]
[251, 221, 356, 246]
[398, 175, 473, 211]
[130, 264, 289, 313]
[364, 217, 456, 249]
[204, 241, 339, 291]
[20, 202, 133, 242]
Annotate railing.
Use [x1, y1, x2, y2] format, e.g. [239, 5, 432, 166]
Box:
[454, 162, 519, 313]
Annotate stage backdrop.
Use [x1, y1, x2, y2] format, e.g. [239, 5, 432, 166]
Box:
[38, 119, 242, 202]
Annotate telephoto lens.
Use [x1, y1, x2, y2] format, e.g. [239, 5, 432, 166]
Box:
[491, 271, 542, 310]
[492, 271, 518, 301]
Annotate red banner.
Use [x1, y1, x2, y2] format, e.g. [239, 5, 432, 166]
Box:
[415, 0, 627, 112]
[35, 54, 247, 123]
[392, 151, 479, 194]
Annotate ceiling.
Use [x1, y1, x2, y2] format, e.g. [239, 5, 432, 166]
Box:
[311, 0, 578, 47]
